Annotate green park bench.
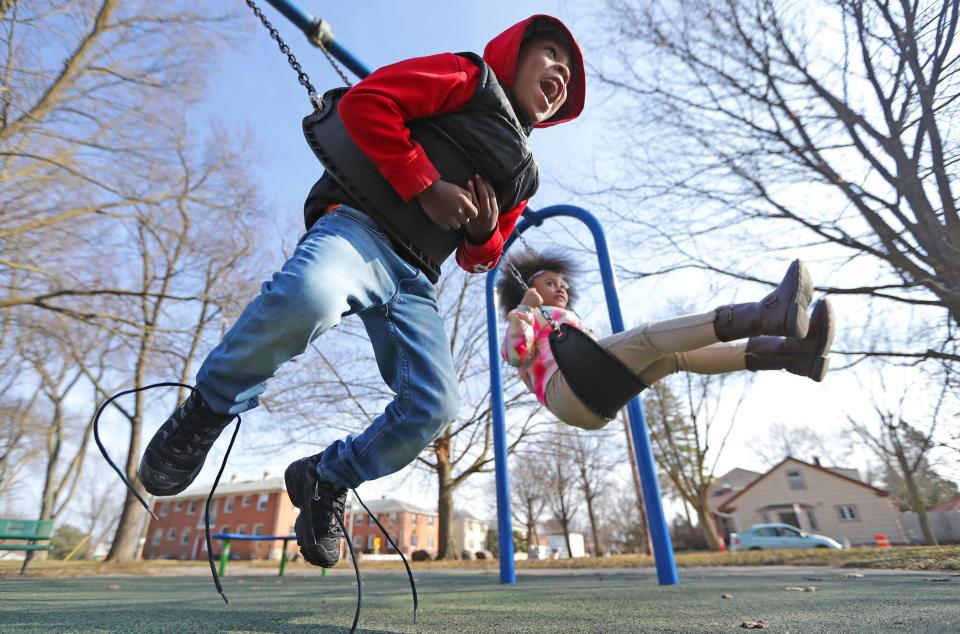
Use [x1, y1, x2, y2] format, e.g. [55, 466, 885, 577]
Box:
[212, 533, 326, 578]
[0, 518, 55, 575]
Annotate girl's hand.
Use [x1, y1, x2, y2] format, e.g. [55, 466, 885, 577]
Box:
[416, 179, 479, 231]
[521, 288, 543, 308]
[465, 173, 499, 242]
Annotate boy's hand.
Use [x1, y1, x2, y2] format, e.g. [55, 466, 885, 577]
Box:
[416, 179, 478, 231]
[521, 288, 543, 308]
[465, 174, 499, 242]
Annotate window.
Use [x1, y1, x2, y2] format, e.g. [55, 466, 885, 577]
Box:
[368, 515, 376, 526]
[787, 470, 806, 490]
[389, 512, 398, 521]
[410, 513, 418, 524]
[152, 529, 163, 546]
[241, 495, 252, 508]
[355, 514, 364, 525]
[837, 505, 859, 521]
[167, 528, 177, 541]
[224, 497, 234, 513]
[367, 535, 375, 549]
[806, 510, 819, 531]
[427, 537, 434, 549]
[410, 534, 417, 547]
[354, 536, 363, 548]
[174, 501, 183, 512]
[220, 525, 229, 534]
[753, 527, 777, 537]
[427, 516, 434, 526]
[777, 526, 802, 537]
[159, 502, 169, 517]
[181, 528, 191, 545]
[257, 493, 269, 511]
[253, 524, 264, 536]
[187, 500, 197, 515]
[237, 524, 246, 535]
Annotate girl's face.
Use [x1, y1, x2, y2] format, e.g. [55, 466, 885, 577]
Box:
[531, 271, 569, 308]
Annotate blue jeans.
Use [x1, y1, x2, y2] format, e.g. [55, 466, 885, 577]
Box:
[196, 206, 460, 489]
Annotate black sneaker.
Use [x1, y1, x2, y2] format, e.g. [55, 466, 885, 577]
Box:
[285, 456, 347, 568]
[138, 390, 234, 496]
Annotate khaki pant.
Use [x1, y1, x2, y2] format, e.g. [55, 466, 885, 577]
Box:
[544, 311, 746, 430]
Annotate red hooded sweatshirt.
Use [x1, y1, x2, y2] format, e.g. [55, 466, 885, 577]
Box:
[338, 15, 585, 273]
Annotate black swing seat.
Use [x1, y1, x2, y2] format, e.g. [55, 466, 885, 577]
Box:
[302, 88, 482, 283]
[549, 323, 648, 421]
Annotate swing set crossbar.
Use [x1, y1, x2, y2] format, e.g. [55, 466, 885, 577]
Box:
[485, 204, 680, 586]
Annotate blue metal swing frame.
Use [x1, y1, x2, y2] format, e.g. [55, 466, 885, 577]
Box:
[260, 0, 679, 587]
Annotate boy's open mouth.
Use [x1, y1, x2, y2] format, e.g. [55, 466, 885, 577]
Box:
[540, 77, 562, 104]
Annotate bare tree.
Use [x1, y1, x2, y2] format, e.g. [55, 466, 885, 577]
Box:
[542, 425, 581, 557]
[754, 421, 847, 467]
[850, 378, 951, 545]
[569, 427, 617, 556]
[0, 1, 242, 318]
[644, 377, 745, 550]
[592, 0, 960, 371]
[510, 450, 549, 552]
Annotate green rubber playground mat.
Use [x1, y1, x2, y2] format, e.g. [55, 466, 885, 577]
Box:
[1, 568, 958, 632]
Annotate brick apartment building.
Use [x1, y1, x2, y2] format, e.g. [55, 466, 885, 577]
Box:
[347, 498, 438, 556]
[141, 479, 440, 560]
[142, 477, 297, 561]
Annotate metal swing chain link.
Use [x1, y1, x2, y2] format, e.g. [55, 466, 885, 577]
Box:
[315, 37, 354, 88]
[244, 0, 319, 106]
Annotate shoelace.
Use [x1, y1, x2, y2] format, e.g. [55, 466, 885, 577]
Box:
[94, 383, 418, 632]
[93, 382, 241, 604]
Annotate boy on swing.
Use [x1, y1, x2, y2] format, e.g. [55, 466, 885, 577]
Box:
[136, 16, 585, 567]
[498, 251, 835, 430]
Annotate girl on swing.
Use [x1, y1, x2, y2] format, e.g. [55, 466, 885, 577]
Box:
[498, 250, 835, 430]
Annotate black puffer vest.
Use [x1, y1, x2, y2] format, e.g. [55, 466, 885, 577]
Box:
[302, 52, 539, 282]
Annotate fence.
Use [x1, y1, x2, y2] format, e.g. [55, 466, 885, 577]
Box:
[899, 511, 960, 544]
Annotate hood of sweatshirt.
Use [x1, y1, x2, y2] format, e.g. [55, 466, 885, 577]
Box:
[482, 14, 586, 128]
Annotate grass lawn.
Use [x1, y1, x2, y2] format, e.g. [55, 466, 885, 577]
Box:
[4, 545, 957, 579]
[1, 567, 958, 632]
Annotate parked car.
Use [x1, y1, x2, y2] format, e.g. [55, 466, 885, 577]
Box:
[729, 523, 843, 551]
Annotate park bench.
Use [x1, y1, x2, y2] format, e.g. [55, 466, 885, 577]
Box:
[211, 533, 326, 578]
[0, 518, 55, 575]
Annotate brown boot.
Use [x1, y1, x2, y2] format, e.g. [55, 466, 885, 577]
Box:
[713, 260, 813, 342]
[745, 298, 835, 382]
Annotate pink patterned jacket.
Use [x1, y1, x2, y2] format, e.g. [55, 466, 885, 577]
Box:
[501, 305, 598, 405]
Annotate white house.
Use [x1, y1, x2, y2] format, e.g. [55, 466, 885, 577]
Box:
[716, 457, 906, 546]
[451, 510, 489, 556]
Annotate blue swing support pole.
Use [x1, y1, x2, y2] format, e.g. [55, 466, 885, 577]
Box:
[262, 0, 372, 80]
[255, 0, 678, 588]
[486, 205, 680, 586]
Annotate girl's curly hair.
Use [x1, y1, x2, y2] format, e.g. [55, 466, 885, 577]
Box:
[496, 249, 579, 317]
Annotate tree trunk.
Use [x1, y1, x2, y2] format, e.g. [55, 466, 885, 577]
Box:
[622, 415, 651, 555]
[584, 491, 603, 556]
[896, 447, 939, 546]
[435, 432, 457, 559]
[695, 503, 721, 551]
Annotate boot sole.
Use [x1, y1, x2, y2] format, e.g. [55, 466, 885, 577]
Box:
[786, 260, 814, 339]
[812, 299, 836, 357]
[810, 356, 830, 382]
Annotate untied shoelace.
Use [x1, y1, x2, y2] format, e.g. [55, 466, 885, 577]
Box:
[94, 383, 417, 633]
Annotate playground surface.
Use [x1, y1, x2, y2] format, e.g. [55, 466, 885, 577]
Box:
[2, 566, 958, 633]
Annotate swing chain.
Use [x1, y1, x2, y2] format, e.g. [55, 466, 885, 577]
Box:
[244, 0, 321, 109]
[315, 36, 354, 88]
